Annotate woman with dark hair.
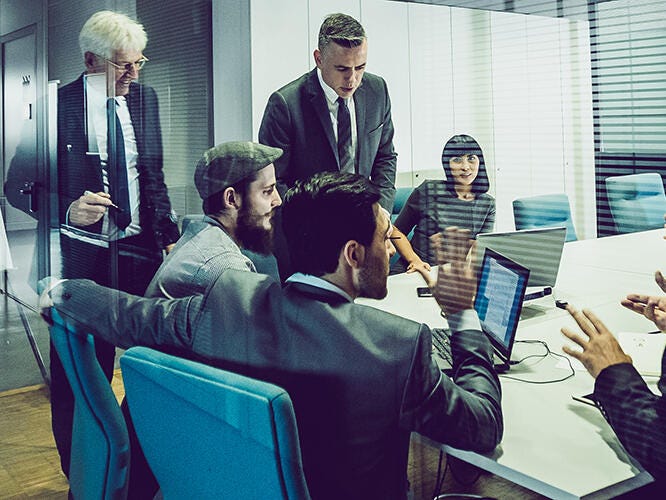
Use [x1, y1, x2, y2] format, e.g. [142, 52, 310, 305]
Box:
[391, 134, 496, 278]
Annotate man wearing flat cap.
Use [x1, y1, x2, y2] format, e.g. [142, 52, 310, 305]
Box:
[144, 141, 282, 299]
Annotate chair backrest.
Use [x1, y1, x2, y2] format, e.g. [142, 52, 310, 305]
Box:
[605, 173, 666, 234]
[512, 193, 578, 242]
[391, 186, 413, 223]
[49, 309, 129, 500]
[120, 346, 311, 500]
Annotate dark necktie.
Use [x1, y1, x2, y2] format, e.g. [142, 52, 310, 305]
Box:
[337, 97, 354, 173]
[106, 98, 131, 230]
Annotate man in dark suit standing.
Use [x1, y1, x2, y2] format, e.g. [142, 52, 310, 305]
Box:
[51, 10, 179, 478]
[259, 13, 397, 278]
[44, 172, 502, 500]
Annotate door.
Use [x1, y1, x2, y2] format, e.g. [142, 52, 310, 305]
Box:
[1, 25, 52, 388]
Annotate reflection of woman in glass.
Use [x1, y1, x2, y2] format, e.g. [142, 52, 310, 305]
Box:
[391, 134, 496, 278]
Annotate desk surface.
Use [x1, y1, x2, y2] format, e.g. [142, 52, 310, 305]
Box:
[358, 229, 665, 499]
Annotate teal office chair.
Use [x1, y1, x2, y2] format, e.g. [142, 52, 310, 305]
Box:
[120, 347, 311, 500]
[391, 186, 413, 223]
[512, 193, 578, 242]
[605, 173, 666, 234]
[49, 308, 130, 500]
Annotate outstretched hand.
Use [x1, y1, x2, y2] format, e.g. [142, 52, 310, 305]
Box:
[431, 227, 476, 316]
[561, 305, 632, 378]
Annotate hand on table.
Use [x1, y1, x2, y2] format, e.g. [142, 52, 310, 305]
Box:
[405, 259, 433, 287]
[561, 305, 632, 378]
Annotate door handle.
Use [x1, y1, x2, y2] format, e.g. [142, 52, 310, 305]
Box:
[19, 181, 38, 213]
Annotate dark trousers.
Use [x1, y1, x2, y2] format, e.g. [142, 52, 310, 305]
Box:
[50, 232, 162, 480]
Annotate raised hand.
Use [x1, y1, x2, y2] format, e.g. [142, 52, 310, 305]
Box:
[431, 227, 476, 316]
[562, 305, 632, 378]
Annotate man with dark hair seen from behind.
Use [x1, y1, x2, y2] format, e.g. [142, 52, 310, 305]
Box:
[145, 141, 283, 299]
[50, 10, 180, 479]
[259, 13, 397, 278]
[44, 172, 502, 500]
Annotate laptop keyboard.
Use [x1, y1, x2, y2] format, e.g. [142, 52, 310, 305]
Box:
[431, 327, 453, 365]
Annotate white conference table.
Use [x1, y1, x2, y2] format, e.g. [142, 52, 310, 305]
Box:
[359, 229, 666, 499]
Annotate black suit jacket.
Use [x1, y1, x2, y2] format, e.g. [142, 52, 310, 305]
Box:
[259, 69, 397, 211]
[594, 352, 666, 481]
[57, 75, 179, 250]
[53, 272, 503, 500]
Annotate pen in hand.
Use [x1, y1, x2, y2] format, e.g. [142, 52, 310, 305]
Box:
[83, 190, 121, 210]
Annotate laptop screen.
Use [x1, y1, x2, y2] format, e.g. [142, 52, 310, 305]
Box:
[476, 227, 566, 287]
[474, 248, 530, 363]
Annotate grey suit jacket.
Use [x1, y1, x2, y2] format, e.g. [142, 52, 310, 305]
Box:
[52, 272, 502, 500]
[259, 69, 397, 211]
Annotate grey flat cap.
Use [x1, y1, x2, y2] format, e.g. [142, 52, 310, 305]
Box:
[194, 141, 283, 199]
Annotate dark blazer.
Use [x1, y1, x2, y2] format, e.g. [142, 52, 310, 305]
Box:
[594, 352, 666, 481]
[53, 272, 503, 500]
[57, 75, 179, 250]
[259, 69, 397, 211]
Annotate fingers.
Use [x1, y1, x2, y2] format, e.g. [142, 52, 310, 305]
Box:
[561, 325, 587, 348]
[621, 297, 647, 315]
[656, 270, 666, 293]
[562, 343, 583, 361]
[430, 232, 445, 265]
[565, 304, 603, 339]
[445, 226, 471, 264]
[82, 190, 113, 207]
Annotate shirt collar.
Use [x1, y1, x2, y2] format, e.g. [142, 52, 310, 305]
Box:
[286, 272, 354, 303]
[316, 68, 343, 106]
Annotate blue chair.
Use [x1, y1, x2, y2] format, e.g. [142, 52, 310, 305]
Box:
[605, 173, 666, 234]
[512, 193, 578, 242]
[120, 347, 311, 500]
[49, 309, 130, 500]
[391, 186, 413, 223]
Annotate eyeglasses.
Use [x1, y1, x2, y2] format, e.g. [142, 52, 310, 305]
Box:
[101, 55, 149, 72]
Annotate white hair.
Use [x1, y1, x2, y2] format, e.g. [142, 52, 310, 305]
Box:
[79, 10, 147, 59]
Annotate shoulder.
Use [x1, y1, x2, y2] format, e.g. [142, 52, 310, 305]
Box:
[417, 180, 453, 198]
[272, 70, 315, 99]
[477, 193, 496, 206]
[354, 302, 424, 336]
[361, 72, 388, 91]
[129, 82, 158, 102]
[59, 76, 83, 100]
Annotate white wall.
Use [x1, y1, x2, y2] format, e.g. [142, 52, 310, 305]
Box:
[241, 0, 595, 238]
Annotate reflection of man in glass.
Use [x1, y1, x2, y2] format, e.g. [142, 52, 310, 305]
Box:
[52, 10, 179, 478]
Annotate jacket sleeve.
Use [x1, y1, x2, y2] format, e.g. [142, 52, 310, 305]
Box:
[258, 91, 292, 194]
[594, 360, 666, 479]
[134, 86, 179, 248]
[369, 77, 397, 213]
[399, 324, 503, 452]
[52, 279, 197, 351]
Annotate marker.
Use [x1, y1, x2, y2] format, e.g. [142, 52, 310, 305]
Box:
[84, 190, 120, 210]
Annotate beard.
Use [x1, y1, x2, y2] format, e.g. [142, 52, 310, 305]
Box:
[236, 205, 275, 255]
[357, 250, 389, 300]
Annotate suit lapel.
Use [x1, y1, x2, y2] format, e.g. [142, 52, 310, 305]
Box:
[306, 69, 340, 166]
[353, 81, 367, 173]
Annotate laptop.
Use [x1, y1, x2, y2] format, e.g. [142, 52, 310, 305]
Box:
[475, 227, 566, 288]
[433, 248, 530, 373]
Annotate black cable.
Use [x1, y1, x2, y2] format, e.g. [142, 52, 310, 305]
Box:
[500, 339, 576, 384]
